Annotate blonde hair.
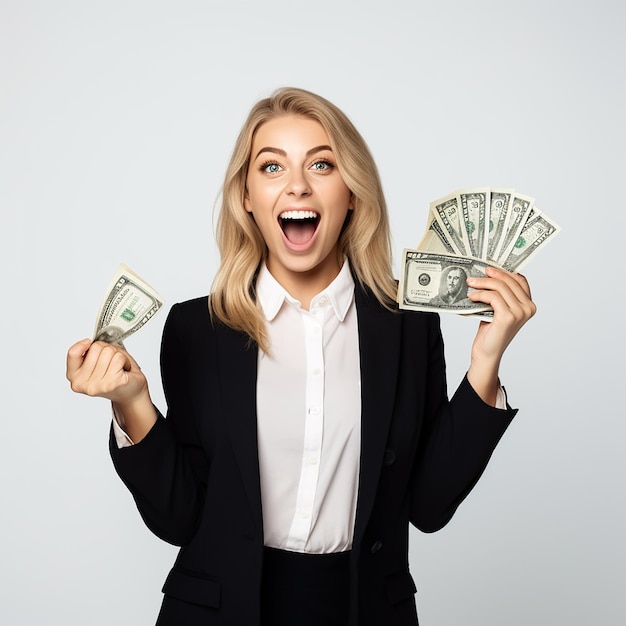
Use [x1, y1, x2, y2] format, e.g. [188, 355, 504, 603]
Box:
[211, 87, 397, 351]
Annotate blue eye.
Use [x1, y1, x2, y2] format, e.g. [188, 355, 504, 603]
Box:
[261, 161, 282, 174]
[311, 160, 333, 171]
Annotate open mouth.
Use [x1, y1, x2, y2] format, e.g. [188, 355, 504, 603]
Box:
[279, 210, 320, 245]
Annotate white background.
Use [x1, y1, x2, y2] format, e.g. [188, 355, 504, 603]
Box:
[1, 1, 624, 624]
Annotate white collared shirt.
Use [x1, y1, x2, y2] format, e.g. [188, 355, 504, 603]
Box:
[255, 260, 361, 554]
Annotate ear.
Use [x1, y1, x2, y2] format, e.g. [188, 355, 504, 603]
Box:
[244, 191, 252, 213]
[348, 192, 354, 211]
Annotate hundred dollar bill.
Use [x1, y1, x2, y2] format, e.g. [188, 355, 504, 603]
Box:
[493, 191, 535, 261]
[93, 264, 164, 344]
[499, 210, 561, 272]
[398, 250, 494, 315]
[430, 192, 469, 256]
[486, 188, 514, 261]
[459, 187, 490, 260]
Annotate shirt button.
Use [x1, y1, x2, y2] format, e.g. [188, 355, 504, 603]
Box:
[301, 509, 311, 519]
[312, 368, 321, 376]
[371, 540, 383, 554]
[318, 296, 328, 306]
[309, 456, 318, 465]
[383, 449, 396, 466]
[310, 407, 321, 415]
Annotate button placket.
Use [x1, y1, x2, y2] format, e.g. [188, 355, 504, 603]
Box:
[285, 310, 325, 551]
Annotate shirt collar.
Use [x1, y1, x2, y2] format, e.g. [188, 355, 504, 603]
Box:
[256, 259, 355, 322]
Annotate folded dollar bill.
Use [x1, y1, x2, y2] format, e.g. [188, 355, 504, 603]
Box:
[402, 187, 560, 317]
[93, 264, 164, 344]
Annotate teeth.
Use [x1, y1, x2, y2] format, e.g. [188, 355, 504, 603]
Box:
[279, 210, 318, 220]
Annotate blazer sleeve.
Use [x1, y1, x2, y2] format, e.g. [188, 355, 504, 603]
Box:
[109, 303, 206, 546]
[409, 313, 517, 533]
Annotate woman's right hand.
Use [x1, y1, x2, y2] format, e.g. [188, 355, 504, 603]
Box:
[66, 339, 156, 442]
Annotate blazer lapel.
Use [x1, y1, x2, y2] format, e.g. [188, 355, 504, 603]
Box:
[353, 286, 402, 545]
[215, 325, 263, 536]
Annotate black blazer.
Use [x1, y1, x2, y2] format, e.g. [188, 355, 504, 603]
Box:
[110, 285, 516, 625]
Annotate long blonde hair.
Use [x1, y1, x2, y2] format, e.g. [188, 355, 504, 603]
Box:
[211, 87, 396, 352]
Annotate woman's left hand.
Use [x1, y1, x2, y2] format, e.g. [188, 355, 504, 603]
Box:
[465, 266, 537, 404]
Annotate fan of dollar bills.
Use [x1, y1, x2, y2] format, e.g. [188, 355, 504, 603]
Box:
[398, 188, 560, 318]
[93, 264, 165, 344]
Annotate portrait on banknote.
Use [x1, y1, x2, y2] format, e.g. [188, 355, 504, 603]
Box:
[429, 265, 471, 306]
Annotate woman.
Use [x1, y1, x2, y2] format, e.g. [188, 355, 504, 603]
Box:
[66, 87, 535, 625]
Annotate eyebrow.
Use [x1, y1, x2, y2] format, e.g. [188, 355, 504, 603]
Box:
[253, 144, 333, 161]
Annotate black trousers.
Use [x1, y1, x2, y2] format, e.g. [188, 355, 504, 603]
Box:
[260, 547, 351, 626]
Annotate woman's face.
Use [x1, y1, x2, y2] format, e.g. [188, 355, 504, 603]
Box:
[245, 115, 352, 296]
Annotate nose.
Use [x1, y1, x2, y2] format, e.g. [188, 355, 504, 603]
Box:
[285, 169, 312, 197]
